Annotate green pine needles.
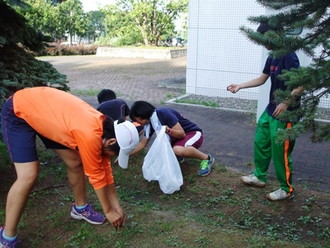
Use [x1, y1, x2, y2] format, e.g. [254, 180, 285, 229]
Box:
[240, 0, 330, 142]
[0, 1, 69, 106]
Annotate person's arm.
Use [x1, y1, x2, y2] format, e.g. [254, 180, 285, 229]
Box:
[290, 86, 304, 96]
[95, 184, 125, 228]
[227, 73, 269, 93]
[165, 122, 185, 139]
[273, 86, 304, 117]
[129, 136, 149, 156]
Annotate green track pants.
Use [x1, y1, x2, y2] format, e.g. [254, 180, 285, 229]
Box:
[253, 111, 295, 194]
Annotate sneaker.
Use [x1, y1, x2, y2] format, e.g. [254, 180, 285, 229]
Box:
[266, 188, 294, 201]
[198, 154, 215, 176]
[240, 174, 266, 188]
[70, 204, 106, 225]
[177, 156, 185, 164]
[0, 227, 20, 248]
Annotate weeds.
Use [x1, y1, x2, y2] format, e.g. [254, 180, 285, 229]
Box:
[0, 142, 10, 165]
[0, 141, 329, 247]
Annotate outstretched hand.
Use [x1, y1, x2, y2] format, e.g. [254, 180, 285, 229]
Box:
[227, 84, 240, 93]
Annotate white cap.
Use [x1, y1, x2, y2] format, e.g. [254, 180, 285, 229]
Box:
[114, 120, 139, 169]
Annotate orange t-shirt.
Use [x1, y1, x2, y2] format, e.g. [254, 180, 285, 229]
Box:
[13, 87, 114, 189]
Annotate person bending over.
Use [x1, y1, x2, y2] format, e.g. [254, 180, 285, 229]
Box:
[97, 89, 130, 121]
[129, 100, 215, 176]
[0, 87, 139, 247]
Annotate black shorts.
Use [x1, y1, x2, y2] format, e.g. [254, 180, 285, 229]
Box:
[1, 97, 68, 163]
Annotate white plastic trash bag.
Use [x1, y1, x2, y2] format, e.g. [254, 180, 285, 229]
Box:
[142, 126, 183, 194]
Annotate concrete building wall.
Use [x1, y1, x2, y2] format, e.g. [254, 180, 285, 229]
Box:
[186, 0, 266, 101]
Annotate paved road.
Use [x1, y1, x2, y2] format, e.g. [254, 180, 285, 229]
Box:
[40, 55, 330, 192]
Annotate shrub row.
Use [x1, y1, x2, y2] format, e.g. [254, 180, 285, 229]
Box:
[41, 43, 98, 56]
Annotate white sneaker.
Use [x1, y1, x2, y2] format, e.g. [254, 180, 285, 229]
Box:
[266, 188, 294, 201]
[240, 174, 266, 188]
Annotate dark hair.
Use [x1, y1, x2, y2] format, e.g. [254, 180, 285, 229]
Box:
[129, 101, 156, 120]
[102, 116, 120, 154]
[257, 23, 278, 34]
[97, 89, 117, 104]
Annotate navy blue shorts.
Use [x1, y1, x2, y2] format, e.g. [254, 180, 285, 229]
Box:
[1, 97, 68, 163]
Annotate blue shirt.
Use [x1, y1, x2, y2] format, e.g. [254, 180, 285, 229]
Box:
[146, 108, 202, 137]
[156, 108, 202, 132]
[97, 99, 129, 120]
[262, 52, 300, 116]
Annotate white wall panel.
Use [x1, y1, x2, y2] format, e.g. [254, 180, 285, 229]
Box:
[197, 0, 264, 29]
[186, 0, 267, 102]
[188, 0, 199, 28]
[188, 69, 260, 99]
[186, 68, 197, 93]
[195, 29, 263, 73]
[186, 28, 198, 69]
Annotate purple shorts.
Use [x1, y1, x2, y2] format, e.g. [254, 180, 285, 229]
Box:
[1, 97, 67, 163]
[171, 131, 203, 149]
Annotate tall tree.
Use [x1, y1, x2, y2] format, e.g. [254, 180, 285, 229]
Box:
[23, 0, 56, 39]
[240, 0, 330, 142]
[23, 0, 87, 43]
[57, 0, 87, 44]
[86, 10, 106, 43]
[115, 0, 188, 46]
[102, 4, 142, 46]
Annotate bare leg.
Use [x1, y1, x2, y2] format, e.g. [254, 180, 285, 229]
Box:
[4, 161, 39, 237]
[53, 149, 86, 206]
[173, 146, 208, 160]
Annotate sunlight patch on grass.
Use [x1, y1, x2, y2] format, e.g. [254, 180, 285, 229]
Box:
[175, 98, 219, 108]
[70, 88, 100, 96]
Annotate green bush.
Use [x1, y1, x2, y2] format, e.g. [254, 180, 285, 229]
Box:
[95, 32, 143, 47]
[0, 44, 69, 106]
[114, 32, 143, 46]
